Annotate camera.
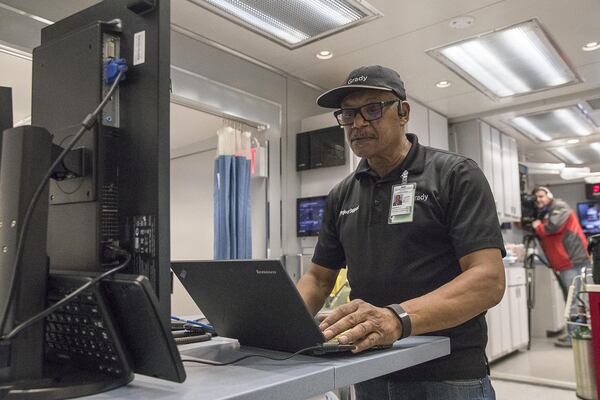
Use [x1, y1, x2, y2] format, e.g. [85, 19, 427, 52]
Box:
[520, 192, 538, 229]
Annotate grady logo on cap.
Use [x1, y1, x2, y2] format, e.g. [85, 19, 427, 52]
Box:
[317, 65, 407, 109]
[347, 75, 368, 84]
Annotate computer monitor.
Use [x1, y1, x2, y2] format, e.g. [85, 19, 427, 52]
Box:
[297, 195, 327, 237]
[0, 0, 172, 397]
[32, 0, 171, 323]
[577, 201, 600, 235]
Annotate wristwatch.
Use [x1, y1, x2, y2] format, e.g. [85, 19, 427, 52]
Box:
[385, 304, 412, 339]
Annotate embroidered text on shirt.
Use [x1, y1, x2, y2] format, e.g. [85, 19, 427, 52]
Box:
[339, 206, 359, 216]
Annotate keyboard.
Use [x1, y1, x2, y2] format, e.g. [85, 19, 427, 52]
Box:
[45, 274, 132, 379]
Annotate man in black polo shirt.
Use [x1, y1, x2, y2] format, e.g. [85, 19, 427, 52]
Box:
[296, 65, 506, 400]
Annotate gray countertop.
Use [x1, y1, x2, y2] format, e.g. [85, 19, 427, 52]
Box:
[84, 336, 450, 400]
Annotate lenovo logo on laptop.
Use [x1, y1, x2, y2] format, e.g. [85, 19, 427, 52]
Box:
[256, 269, 277, 275]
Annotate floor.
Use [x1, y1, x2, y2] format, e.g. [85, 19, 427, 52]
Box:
[490, 337, 586, 399]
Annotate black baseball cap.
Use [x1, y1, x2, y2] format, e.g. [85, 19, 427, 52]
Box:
[316, 65, 406, 108]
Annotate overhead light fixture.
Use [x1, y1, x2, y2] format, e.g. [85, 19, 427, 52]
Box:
[427, 19, 579, 99]
[435, 80, 452, 88]
[560, 167, 591, 180]
[521, 161, 565, 175]
[582, 41, 600, 51]
[0, 2, 53, 25]
[316, 50, 333, 60]
[511, 116, 553, 141]
[510, 105, 598, 143]
[585, 174, 600, 184]
[552, 147, 585, 164]
[188, 0, 382, 49]
[566, 138, 580, 144]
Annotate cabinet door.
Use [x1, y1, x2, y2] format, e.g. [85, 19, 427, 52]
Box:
[428, 110, 448, 150]
[490, 128, 505, 219]
[407, 101, 429, 146]
[480, 122, 494, 189]
[486, 304, 503, 361]
[499, 288, 512, 354]
[501, 134, 516, 218]
[510, 138, 522, 219]
[508, 285, 529, 349]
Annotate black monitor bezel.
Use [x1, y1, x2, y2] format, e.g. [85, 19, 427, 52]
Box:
[576, 200, 600, 235]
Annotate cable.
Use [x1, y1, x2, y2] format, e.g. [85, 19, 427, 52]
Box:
[1, 250, 131, 341]
[171, 315, 213, 331]
[181, 345, 326, 366]
[0, 69, 126, 335]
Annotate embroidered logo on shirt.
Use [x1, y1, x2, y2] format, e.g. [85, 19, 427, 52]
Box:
[339, 205, 359, 216]
[415, 193, 429, 202]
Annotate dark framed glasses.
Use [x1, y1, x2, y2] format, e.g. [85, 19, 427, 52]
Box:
[333, 99, 400, 127]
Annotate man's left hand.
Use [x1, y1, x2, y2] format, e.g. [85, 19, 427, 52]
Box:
[319, 299, 402, 353]
[532, 220, 541, 229]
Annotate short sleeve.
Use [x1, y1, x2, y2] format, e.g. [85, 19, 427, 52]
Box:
[444, 160, 506, 259]
[311, 191, 346, 269]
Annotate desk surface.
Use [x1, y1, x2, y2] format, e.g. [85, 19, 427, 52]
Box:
[83, 336, 449, 400]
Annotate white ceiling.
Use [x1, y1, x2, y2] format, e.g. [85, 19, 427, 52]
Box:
[1, 0, 600, 169]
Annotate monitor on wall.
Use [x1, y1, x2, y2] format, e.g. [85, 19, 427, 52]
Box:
[297, 196, 327, 237]
[577, 201, 600, 235]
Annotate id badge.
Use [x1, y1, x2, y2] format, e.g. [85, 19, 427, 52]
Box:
[389, 183, 416, 224]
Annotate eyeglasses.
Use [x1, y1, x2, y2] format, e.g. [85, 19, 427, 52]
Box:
[333, 100, 400, 127]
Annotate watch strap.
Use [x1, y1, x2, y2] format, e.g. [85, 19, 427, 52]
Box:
[385, 303, 412, 340]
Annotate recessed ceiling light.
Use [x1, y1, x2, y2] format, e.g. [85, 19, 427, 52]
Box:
[316, 50, 333, 60]
[435, 80, 452, 88]
[566, 139, 580, 144]
[427, 19, 579, 99]
[582, 42, 600, 51]
[448, 16, 475, 29]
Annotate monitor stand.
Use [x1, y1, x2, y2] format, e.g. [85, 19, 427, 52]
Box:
[2, 362, 132, 399]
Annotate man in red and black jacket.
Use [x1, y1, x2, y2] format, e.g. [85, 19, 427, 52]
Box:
[532, 186, 590, 347]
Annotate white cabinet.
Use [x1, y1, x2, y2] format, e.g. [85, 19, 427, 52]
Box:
[502, 135, 521, 219]
[509, 138, 521, 219]
[486, 266, 529, 362]
[406, 100, 430, 146]
[428, 110, 448, 150]
[490, 128, 505, 219]
[450, 120, 521, 222]
[406, 99, 449, 150]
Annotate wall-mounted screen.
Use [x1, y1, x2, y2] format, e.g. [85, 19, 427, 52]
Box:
[577, 201, 600, 235]
[297, 196, 327, 237]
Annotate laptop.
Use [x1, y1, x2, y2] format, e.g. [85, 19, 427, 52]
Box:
[171, 259, 354, 354]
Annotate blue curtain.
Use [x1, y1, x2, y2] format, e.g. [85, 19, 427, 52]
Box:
[214, 155, 252, 259]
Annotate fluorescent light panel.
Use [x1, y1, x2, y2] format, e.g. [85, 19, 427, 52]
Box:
[510, 106, 598, 142]
[549, 141, 600, 165]
[192, 0, 378, 48]
[427, 20, 579, 99]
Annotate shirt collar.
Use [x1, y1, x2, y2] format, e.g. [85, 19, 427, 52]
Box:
[354, 133, 425, 181]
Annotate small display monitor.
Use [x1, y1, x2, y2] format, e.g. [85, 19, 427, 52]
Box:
[297, 196, 328, 237]
[577, 201, 600, 235]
